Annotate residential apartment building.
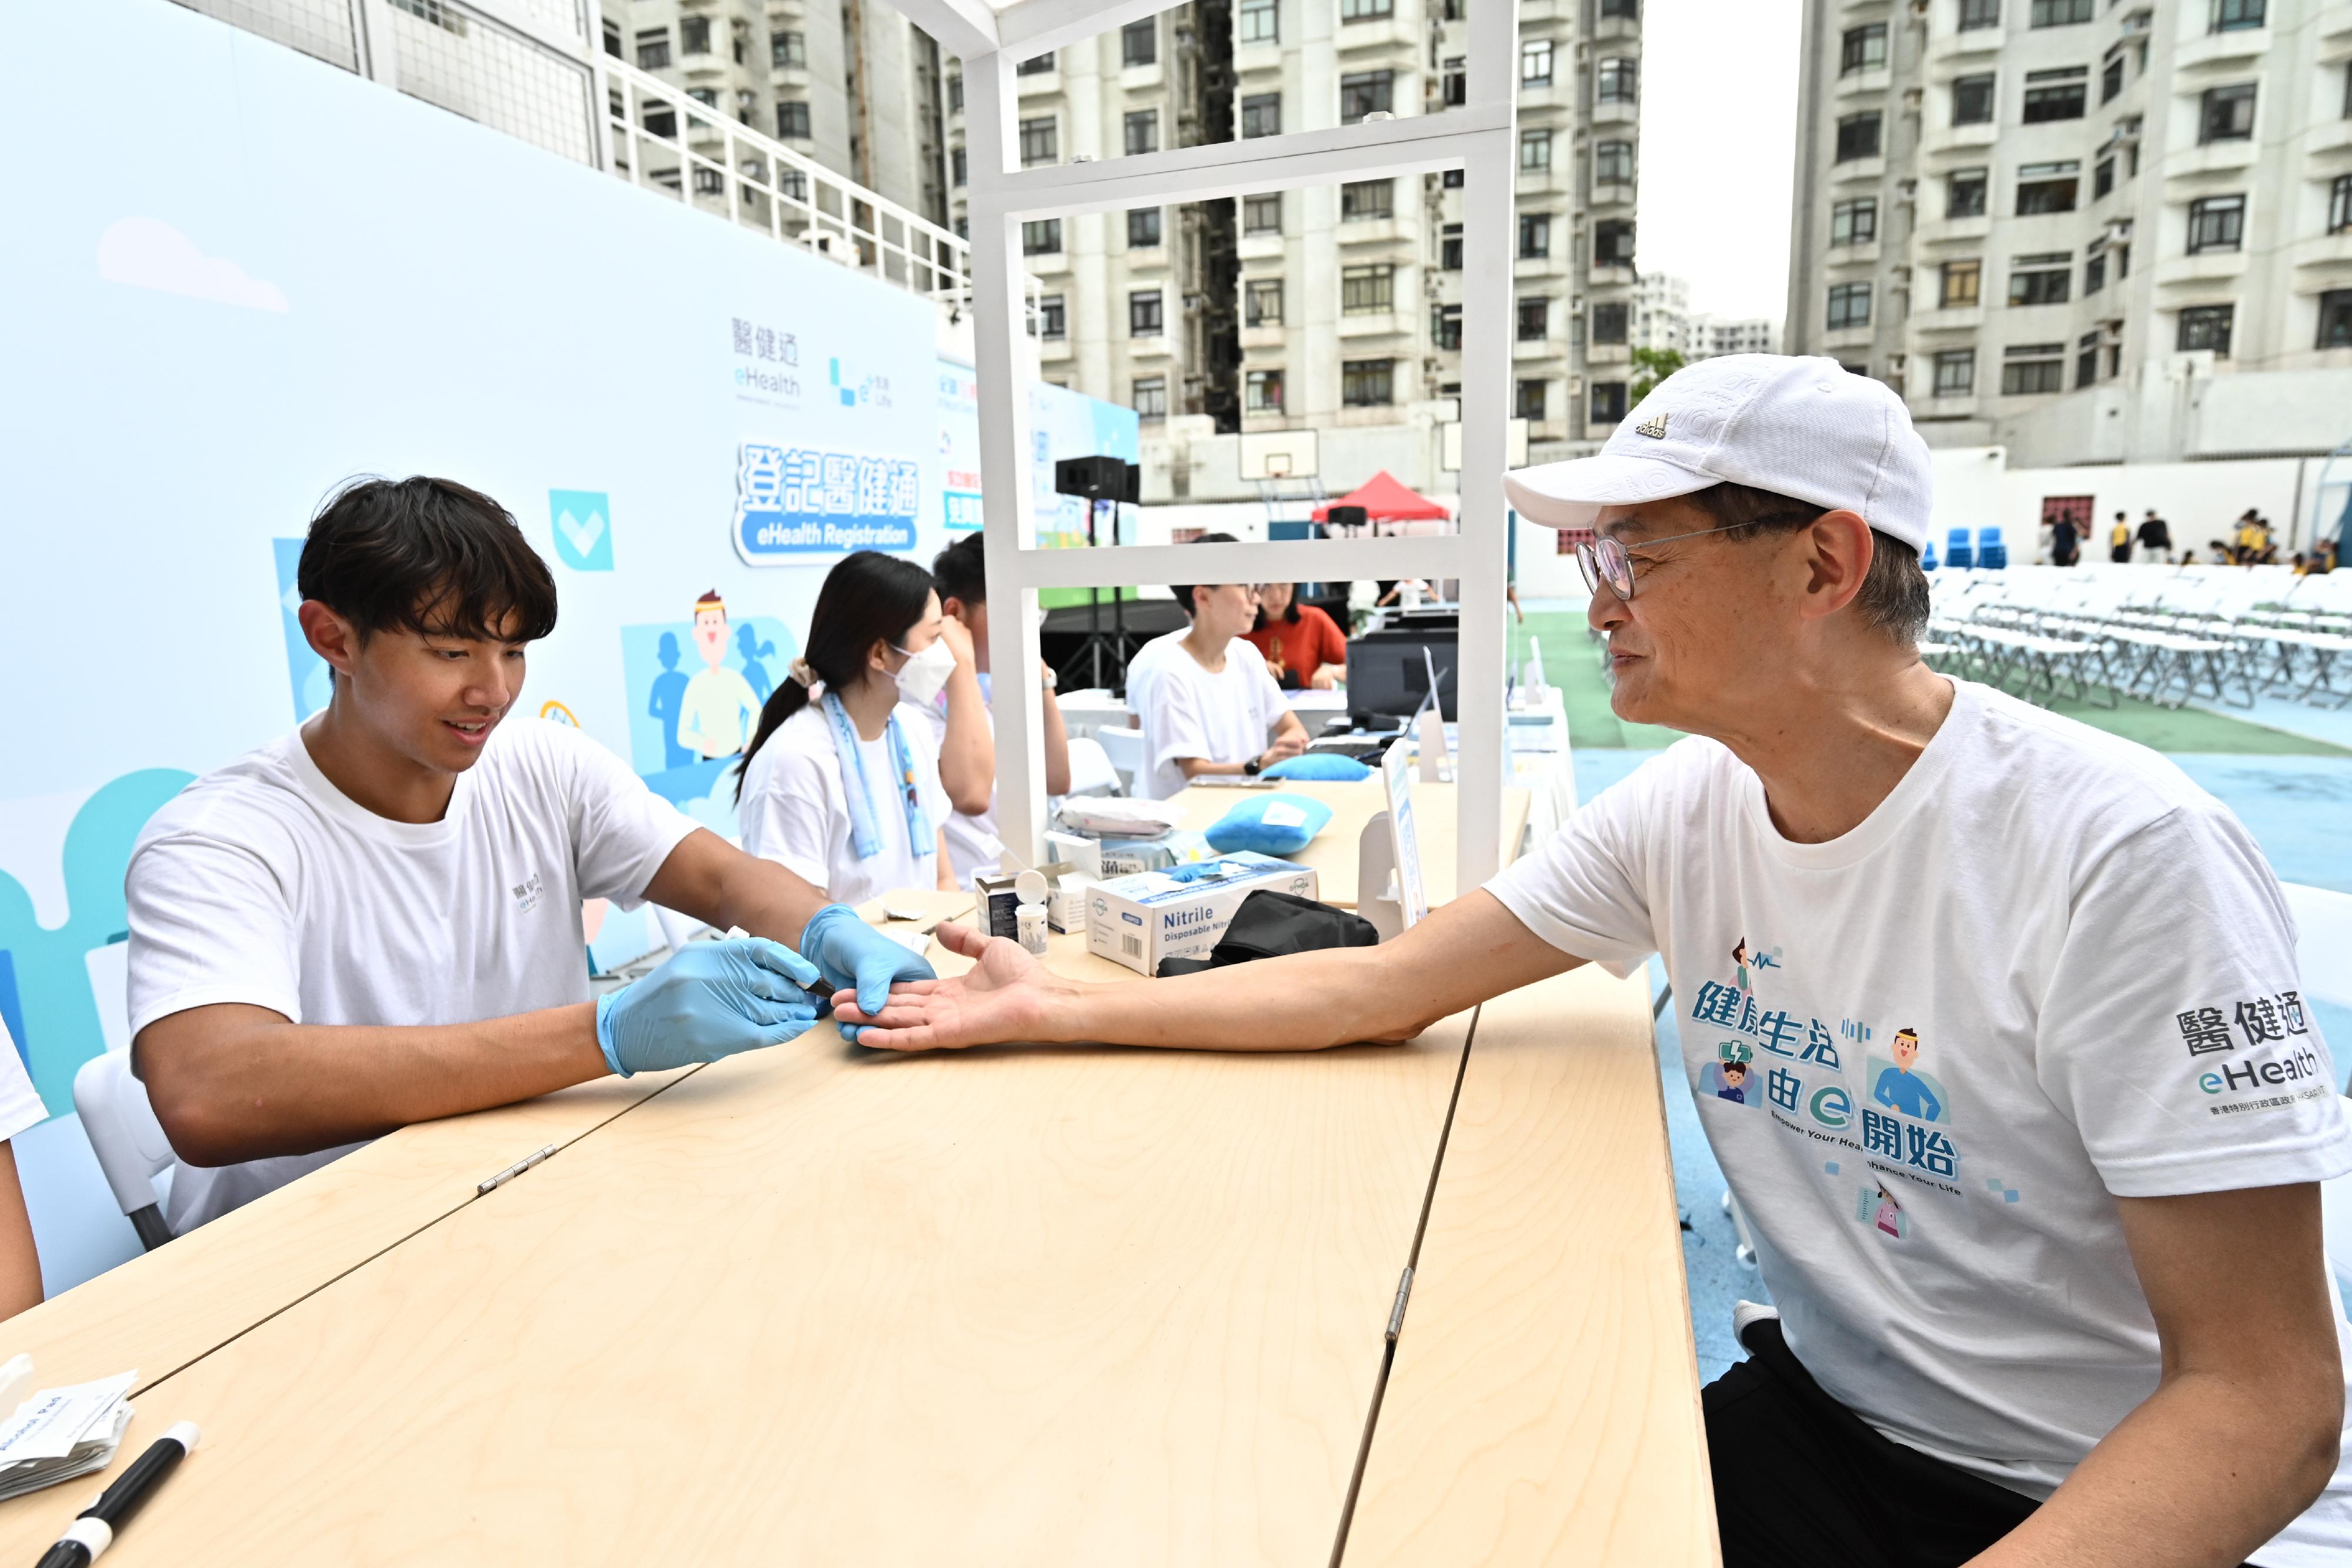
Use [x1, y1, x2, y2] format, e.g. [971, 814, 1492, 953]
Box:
[1786, 0, 2352, 456]
[1633, 272, 1779, 358]
[947, 0, 1646, 457]
[1689, 315, 1778, 357]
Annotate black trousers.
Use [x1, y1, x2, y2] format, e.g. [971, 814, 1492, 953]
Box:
[1703, 1319, 2264, 1568]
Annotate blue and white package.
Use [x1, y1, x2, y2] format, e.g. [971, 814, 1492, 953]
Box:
[1084, 853, 1320, 975]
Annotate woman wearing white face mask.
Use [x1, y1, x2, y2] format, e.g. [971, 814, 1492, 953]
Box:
[734, 552, 975, 902]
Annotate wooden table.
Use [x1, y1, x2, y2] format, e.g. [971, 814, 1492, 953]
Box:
[0, 902, 1712, 1566]
[1164, 780, 1531, 907]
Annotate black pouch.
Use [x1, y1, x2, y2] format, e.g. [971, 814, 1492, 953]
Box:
[1155, 890, 1379, 977]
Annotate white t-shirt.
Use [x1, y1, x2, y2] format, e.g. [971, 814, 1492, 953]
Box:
[920, 671, 1003, 884]
[1486, 678, 2352, 1564]
[737, 701, 950, 908]
[1127, 631, 1288, 800]
[125, 718, 696, 1233]
[0, 1019, 49, 1147]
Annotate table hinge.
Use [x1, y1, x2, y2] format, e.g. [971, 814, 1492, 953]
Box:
[477, 1144, 556, 1195]
[1385, 1266, 1414, 1343]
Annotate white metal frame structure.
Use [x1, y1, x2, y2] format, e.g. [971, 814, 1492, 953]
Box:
[906, 0, 1520, 876]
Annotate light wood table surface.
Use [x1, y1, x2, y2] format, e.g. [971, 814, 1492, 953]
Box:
[1164, 780, 1530, 907]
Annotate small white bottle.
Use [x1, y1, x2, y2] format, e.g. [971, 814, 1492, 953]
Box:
[1015, 902, 1050, 955]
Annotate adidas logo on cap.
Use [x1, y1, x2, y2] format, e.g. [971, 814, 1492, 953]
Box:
[1633, 410, 1669, 439]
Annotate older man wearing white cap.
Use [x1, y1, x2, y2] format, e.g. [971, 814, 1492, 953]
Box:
[840, 356, 2351, 1568]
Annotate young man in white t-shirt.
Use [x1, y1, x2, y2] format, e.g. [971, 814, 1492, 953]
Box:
[126, 477, 936, 1232]
[844, 358, 2352, 1568]
[1125, 534, 1310, 800]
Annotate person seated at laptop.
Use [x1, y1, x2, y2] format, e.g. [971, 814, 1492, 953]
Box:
[1124, 534, 1309, 798]
[1244, 581, 1348, 692]
[127, 478, 931, 1233]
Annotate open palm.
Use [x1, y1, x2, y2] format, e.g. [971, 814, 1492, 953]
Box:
[833, 921, 1058, 1051]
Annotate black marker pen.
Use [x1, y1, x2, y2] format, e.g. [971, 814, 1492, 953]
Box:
[32, 1421, 198, 1568]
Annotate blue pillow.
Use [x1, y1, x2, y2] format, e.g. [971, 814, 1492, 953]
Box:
[1261, 753, 1373, 783]
[1204, 793, 1334, 857]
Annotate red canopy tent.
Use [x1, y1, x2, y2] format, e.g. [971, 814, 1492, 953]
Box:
[1310, 470, 1452, 523]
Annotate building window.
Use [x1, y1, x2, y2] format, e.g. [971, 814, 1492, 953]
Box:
[1840, 23, 1888, 73]
[2085, 250, 2106, 293]
[635, 28, 670, 69]
[1246, 369, 1285, 412]
[2317, 290, 2352, 350]
[640, 100, 677, 139]
[1593, 300, 1632, 343]
[776, 100, 811, 138]
[1133, 377, 1168, 419]
[2211, 0, 2264, 30]
[2199, 83, 2256, 142]
[1342, 0, 1394, 16]
[1959, 0, 2000, 28]
[1518, 212, 1552, 257]
[1245, 279, 1283, 325]
[2094, 157, 2114, 200]
[2022, 67, 2087, 122]
[2186, 195, 2246, 253]
[2100, 54, 2124, 103]
[1019, 117, 1058, 165]
[1130, 290, 1164, 336]
[2000, 344, 2066, 394]
[1443, 57, 1466, 106]
[1433, 302, 1462, 348]
[1521, 38, 1554, 86]
[2343, 60, 2351, 117]
[1342, 265, 1396, 314]
[680, 14, 711, 54]
[1595, 218, 1635, 265]
[1826, 281, 1872, 330]
[688, 86, 720, 119]
[1021, 218, 1063, 255]
[1601, 0, 1639, 14]
[1515, 297, 1548, 340]
[1340, 70, 1395, 122]
[1343, 179, 1395, 220]
[771, 29, 805, 67]
[950, 148, 967, 186]
[1835, 112, 1882, 162]
[2076, 330, 2102, 388]
[1441, 223, 1464, 269]
[1239, 0, 1279, 44]
[1128, 208, 1162, 248]
[693, 166, 724, 195]
[1444, 167, 1465, 188]
[1125, 109, 1160, 156]
[1241, 93, 1282, 138]
[1520, 129, 1553, 170]
[1516, 379, 1549, 420]
[1940, 258, 1982, 306]
[1038, 295, 1066, 339]
[2015, 161, 2079, 214]
[2332, 173, 2352, 233]
[1244, 193, 1283, 234]
[1597, 58, 1638, 102]
[1342, 359, 1395, 406]
[1949, 167, 1989, 218]
[1122, 19, 1157, 65]
[1590, 381, 1629, 424]
[1933, 349, 1976, 396]
[2029, 0, 2092, 25]
[1832, 198, 1878, 246]
[1595, 139, 1635, 184]
[2008, 253, 2072, 305]
[947, 73, 963, 112]
[1017, 52, 1055, 74]
[603, 19, 621, 57]
[2177, 303, 2234, 355]
[1952, 73, 1995, 126]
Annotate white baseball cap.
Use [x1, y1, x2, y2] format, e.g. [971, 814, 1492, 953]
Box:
[1502, 355, 1935, 554]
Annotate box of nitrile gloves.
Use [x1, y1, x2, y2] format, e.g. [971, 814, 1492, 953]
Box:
[1085, 854, 1319, 976]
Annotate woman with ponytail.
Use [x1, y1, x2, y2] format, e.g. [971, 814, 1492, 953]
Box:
[735, 551, 975, 904]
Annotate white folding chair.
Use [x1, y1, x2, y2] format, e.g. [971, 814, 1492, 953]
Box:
[1095, 725, 1145, 795]
[1061, 735, 1123, 798]
[650, 904, 707, 958]
[2281, 882, 2352, 1298]
[71, 1051, 176, 1251]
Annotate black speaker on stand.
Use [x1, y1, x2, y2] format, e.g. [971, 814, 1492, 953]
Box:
[1054, 456, 1144, 692]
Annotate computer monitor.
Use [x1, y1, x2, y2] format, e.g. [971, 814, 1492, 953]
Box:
[1346, 624, 1458, 724]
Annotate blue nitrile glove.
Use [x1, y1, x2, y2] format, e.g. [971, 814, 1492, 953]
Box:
[594, 938, 826, 1076]
[799, 902, 939, 1042]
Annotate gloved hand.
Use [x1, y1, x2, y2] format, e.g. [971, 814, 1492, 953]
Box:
[594, 938, 826, 1077]
[799, 903, 940, 1042]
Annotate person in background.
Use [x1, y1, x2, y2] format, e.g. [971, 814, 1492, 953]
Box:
[2108, 512, 2132, 564]
[2049, 512, 2082, 567]
[1124, 534, 1309, 799]
[2135, 508, 2171, 562]
[0, 1017, 48, 1316]
[2209, 537, 2236, 566]
[927, 533, 1071, 882]
[2294, 552, 2313, 576]
[735, 551, 963, 905]
[1244, 582, 1348, 691]
[128, 479, 931, 1233]
[2236, 511, 2272, 567]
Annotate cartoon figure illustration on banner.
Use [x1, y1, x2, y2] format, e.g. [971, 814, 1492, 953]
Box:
[734, 623, 777, 706]
[1699, 1037, 1757, 1105]
[677, 591, 761, 761]
[1732, 937, 1752, 994]
[649, 632, 694, 769]
[1871, 1027, 1947, 1122]
[1863, 1182, 1907, 1240]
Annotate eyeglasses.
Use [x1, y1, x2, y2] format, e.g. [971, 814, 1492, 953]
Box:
[1575, 511, 1819, 601]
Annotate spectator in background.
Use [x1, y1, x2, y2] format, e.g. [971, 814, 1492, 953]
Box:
[1245, 582, 1348, 691]
[2108, 512, 2132, 564]
[2136, 508, 2171, 561]
[2209, 537, 2236, 566]
[2049, 513, 2082, 567]
[1124, 534, 1309, 798]
[2293, 552, 2312, 576]
[927, 533, 1071, 882]
[2236, 511, 2272, 567]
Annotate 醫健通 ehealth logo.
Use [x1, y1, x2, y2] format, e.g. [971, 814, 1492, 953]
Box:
[512, 872, 543, 915]
[2176, 991, 2308, 1057]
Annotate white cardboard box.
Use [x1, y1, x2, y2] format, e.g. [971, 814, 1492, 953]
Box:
[1084, 853, 1320, 976]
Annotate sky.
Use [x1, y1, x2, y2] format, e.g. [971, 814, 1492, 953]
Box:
[1635, 0, 1804, 326]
